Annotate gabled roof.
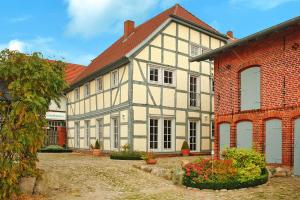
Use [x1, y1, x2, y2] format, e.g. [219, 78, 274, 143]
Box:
[190, 15, 300, 62]
[70, 4, 227, 87]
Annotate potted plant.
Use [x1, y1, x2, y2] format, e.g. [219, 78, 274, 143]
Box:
[181, 141, 190, 156]
[92, 139, 101, 156]
[141, 152, 157, 165]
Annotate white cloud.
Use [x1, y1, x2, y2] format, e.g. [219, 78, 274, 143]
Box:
[65, 0, 183, 38]
[5, 40, 27, 52]
[230, 0, 297, 10]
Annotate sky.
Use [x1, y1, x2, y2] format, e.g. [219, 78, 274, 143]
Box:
[0, 0, 299, 66]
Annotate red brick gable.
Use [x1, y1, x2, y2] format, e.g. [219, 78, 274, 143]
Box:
[71, 4, 221, 86]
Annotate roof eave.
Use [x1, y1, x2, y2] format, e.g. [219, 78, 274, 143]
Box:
[190, 15, 300, 62]
[65, 57, 130, 93]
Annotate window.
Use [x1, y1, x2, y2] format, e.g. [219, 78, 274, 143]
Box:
[74, 88, 80, 100]
[97, 119, 104, 148]
[189, 121, 197, 151]
[149, 67, 159, 82]
[111, 70, 119, 88]
[96, 77, 103, 92]
[85, 120, 90, 148]
[240, 67, 260, 111]
[163, 119, 172, 149]
[189, 75, 198, 107]
[75, 122, 80, 148]
[84, 83, 90, 97]
[163, 70, 173, 85]
[190, 43, 201, 57]
[149, 119, 158, 150]
[112, 118, 119, 149]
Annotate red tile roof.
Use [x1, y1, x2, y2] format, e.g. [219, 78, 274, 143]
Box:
[71, 4, 224, 86]
[65, 63, 86, 84]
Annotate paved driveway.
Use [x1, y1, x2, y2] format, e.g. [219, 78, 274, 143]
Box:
[38, 153, 300, 200]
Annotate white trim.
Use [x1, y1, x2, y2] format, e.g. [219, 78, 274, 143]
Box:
[188, 119, 200, 152]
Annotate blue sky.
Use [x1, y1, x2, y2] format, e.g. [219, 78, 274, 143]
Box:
[0, 0, 299, 65]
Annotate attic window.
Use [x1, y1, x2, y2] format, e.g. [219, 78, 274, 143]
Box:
[190, 43, 202, 57]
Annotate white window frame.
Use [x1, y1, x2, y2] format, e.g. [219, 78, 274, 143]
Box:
[84, 83, 90, 97]
[148, 117, 175, 152]
[96, 77, 103, 92]
[96, 118, 104, 148]
[148, 65, 176, 87]
[163, 118, 173, 151]
[75, 121, 80, 148]
[111, 117, 119, 150]
[189, 74, 200, 107]
[148, 65, 160, 84]
[188, 119, 200, 152]
[111, 70, 119, 88]
[149, 118, 160, 151]
[84, 120, 90, 149]
[190, 43, 202, 57]
[74, 88, 80, 101]
[163, 68, 175, 86]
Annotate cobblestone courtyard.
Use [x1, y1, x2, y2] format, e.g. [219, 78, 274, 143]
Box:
[37, 153, 300, 200]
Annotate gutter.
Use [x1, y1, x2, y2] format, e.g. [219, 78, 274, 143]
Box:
[190, 15, 300, 62]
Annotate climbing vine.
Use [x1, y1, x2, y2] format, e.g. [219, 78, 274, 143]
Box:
[0, 50, 67, 199]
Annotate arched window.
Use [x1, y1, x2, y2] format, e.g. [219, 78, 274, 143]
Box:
[240, 67, 260, 111]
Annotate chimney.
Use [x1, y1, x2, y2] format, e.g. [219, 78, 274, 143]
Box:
[226, 31, 234, 38]
[124, 20, 135, 38]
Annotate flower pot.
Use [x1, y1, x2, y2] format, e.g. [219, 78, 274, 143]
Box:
[92, 149, 101, 156]
[146, 159, 157, 165]
[181, 149, 190, 156]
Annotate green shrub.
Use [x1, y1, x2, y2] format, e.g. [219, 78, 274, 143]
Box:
[222, 148, 265, 181]
[39, 145, 72, 153]
[110, 151, 142, 160]
[94, 139, 100, 149]
[181, 141, 189, 150]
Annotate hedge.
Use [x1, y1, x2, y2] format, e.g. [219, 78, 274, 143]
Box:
[110, 151, 142, 160]
[39, 145, 73, 153]
[183, 168, 268, 190]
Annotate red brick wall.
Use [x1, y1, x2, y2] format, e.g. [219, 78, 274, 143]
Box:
[214, 24, 300, 166]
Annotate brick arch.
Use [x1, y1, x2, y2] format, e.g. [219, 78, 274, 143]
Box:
[237, 64, 261, 74]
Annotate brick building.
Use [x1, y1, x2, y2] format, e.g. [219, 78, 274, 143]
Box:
[191, 16, 300, 175]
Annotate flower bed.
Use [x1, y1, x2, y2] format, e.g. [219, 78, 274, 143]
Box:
[182, 148, 268, 190]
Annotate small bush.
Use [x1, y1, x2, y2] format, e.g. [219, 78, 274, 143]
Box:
[110, 151, 142, 160]
[223, 148, 265, 181]
[94, 139, 100, 149]
[181, 141, 189, 150]
[39, 145, 72, 153]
